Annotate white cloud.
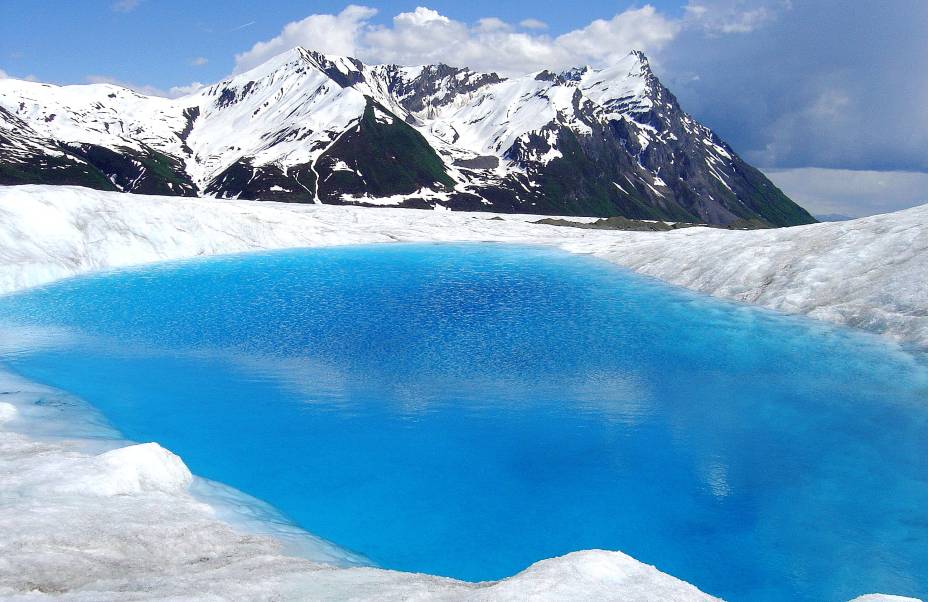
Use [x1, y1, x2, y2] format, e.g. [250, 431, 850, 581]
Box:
[234, 4, 683, 76]
[169, 82, 205, 97]
[555, 6, 680, 64]
[684, 0, 782, 34]
[234, 5, 377, 73]
[395, 6, 448, 27]
[519, 18, 548, 30]
[764, 168, 928, 217]
[84, 75, 204, 99]
[0, 68, 37, 83]
[475, 17, 511, 33]
[85, 75, 166, 96]
[190, 57, 208, 67]
[112, 0, 142, 13]
[362, 8, 473, 68]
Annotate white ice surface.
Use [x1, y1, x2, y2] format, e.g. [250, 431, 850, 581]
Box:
[851, 594, 922, 602]
[1, 184, 926, 349]
[0, 367, 719, 601]
[0, 184, 925, 600]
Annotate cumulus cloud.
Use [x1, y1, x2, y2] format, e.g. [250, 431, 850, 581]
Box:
[190, 57, 208, 67]
[519, 18, 548, 30]
[234, 5, 377, 72]
[84, 75, 203, 99]
[85, 75, 167, 96]
[169, 82, 205, 97]
[555, 7, 679, 64]
[228, 0, 927, 185]
[234, 4, 681, 76]
[0, 68, 39, 82]
[475, 17, 511, 33]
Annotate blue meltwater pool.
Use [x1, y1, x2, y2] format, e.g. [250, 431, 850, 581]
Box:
[0, 244, 925, 601]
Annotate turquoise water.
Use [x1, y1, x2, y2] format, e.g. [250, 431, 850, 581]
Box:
[0, 244, 926, 601]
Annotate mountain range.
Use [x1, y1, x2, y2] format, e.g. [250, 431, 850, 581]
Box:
[0, 47, 815, 227]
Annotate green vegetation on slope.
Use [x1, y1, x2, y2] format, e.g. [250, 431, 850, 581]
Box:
[318, 99, 454, 200]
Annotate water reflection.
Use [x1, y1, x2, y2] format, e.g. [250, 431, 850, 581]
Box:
[0, 244, 925, 601]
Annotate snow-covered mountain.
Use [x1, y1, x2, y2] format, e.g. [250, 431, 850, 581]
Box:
[0, 48, 815, 226]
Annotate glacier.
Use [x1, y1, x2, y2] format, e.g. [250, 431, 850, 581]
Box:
[0, 183, 925, 601]
[1, 184, 925, 350]
[0, 368, 719, 600]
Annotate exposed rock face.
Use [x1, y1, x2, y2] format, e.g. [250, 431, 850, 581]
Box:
[0, 48, 815, 226]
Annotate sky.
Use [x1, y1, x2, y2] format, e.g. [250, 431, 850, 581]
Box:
[1, 0, 926, 217]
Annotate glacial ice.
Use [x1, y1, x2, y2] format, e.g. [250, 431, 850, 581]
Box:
[0, 369, 717, 600]
[0, 183, 925, 599]
[1, 184, 925, 349]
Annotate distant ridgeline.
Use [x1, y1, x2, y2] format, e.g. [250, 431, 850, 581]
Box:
[0, 48, 815, 227]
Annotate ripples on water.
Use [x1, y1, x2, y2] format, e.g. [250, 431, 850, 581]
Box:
[0, 244, 926, 601]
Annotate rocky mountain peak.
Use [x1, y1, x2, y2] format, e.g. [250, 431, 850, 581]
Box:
[0, 48, 815, 227]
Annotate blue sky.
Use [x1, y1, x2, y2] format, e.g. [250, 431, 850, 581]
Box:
[0, 1, 689, 89]
[1, 0, 926, 216]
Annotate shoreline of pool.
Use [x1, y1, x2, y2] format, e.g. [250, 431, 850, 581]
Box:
[0, 363, 730, 600]
[3, 352, 919, 601]
[1, 185, 926, 351]
[0, 185, 925, 600]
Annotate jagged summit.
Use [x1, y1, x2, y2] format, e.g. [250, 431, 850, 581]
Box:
[0, 48, 815, 226]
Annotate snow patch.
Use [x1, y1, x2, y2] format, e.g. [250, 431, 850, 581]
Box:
[613, 181, 629, 195]
[339, 187, 452, 206]
[330, 159, 354, 172]
[50, 442, 193, 496]
[373, 106, 395, 125]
